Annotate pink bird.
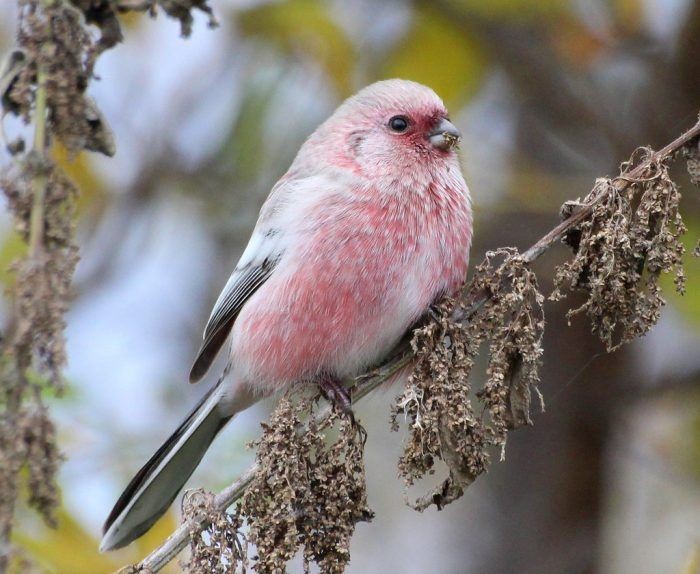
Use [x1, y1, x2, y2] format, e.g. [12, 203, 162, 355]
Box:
[101, 79, 473, 551]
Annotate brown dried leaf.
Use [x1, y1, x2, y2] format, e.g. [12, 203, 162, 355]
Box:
[0, 49, 28, 117]
[157, 0, 218, 37]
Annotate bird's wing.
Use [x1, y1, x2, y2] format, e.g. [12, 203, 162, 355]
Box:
[189, 170, 346, 383]
[189, 184, 293, 383]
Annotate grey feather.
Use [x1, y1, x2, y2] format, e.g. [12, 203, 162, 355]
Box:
[189, 256, 279, 383]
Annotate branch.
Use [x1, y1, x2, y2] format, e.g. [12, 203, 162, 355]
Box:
[28, 66, 47, 258]
[124, 115, 700, 573]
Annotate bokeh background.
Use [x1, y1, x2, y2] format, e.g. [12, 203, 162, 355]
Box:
[1, 0, 699, 572]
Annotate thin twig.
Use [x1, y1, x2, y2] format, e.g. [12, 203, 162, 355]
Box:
[123, 116, 700, 574]
[28, 65, 47, 258]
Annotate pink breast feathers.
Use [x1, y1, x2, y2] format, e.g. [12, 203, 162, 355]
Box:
[230, 184, 471, 394]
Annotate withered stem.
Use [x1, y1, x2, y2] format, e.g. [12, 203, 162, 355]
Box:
[29, 66, 48, 258]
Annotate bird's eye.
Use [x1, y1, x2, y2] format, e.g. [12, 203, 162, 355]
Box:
[388, 115, 409, 132]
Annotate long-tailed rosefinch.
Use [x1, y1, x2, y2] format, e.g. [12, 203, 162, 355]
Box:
[101, 79, 472, 551]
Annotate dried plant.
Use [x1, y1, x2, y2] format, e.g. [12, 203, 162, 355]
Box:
[176, 393, 373, 574]
[2, 163, 79, 387]
[391, 249, 544, 510]
[1, 49, 81, 570]
[0, 0, 217, 568]
[5, 0, 113, 155]
[2, 0, 697, 570]
[182, 489, 248, 574]
[551, 148, 688, 350]
[239, 394, 372, 574]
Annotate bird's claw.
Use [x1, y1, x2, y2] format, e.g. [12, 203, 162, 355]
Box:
[318, 376, 366, 441]
[319, 376, 352, 413]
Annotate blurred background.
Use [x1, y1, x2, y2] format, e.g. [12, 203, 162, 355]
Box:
[1, 0, 699, 572]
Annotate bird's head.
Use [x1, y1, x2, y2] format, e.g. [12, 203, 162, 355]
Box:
[350, 79, 460, 151]
[299, 79, 463, 184]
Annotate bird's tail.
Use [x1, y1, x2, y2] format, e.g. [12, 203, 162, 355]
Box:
[100, 383, 232, 552]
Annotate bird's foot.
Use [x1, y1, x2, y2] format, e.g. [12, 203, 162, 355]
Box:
[318, 375, 353, 414]
[318, 376, 366, 443]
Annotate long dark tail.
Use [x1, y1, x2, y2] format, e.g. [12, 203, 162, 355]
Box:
[100, 384, 231, 551]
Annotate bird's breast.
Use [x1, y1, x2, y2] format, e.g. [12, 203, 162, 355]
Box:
[230, 181, 472, 391]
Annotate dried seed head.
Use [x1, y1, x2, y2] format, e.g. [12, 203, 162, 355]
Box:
[7, 0, 115, 155]
[21, 405, 62, 526]
[0, 365, 63, 532]
[237, 394, 372, 574]
[2, 161, 79, 388]
[182, 489, 247, 574]
[391, 249, 544, 510]
[158, 0, 219, 37]
[0, 0, 216, 564]
[551, 148, 688, 350]
[0, 157, 75, 535]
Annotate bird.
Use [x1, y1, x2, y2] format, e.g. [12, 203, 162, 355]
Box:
[100, 78, 473, 552]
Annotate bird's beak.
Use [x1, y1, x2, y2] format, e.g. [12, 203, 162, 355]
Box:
[428, 117, 462, 151]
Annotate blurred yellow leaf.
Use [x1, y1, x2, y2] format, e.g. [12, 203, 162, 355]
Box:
[614, 0, 645, 35]
[445, 0, 565, 20]
[0, 230, 27, 288]
[680, 542, 700, 574]
[662, 216, 700, 327]
[17, 508, 118, 574]
[383, 5, 486, 109]
[237, 0, 355, 97]
[52, 144, 106, 217]
[16, 506, 181, 574]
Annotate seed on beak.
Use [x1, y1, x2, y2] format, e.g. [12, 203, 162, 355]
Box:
[428, 118, 462, 151]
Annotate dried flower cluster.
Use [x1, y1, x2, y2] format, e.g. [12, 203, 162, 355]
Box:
[233, 395, 372, 574]
[155, 0, 219, 37]
[0, 126, 79, 564]
[4, 0, 113, 155]
[3, 0, 219, 154]
[391, 249, 544, 511]
[2, 163, 78, 386]
[551, 148, 688, 350]
[182, 489, 248, 574]
[0, 0, 217, 567]
[0, 363, 63, 538]
[68, 0, 219, 54]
